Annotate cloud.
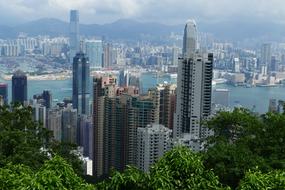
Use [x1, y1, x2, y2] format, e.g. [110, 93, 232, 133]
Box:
[1, 0, 285, 25]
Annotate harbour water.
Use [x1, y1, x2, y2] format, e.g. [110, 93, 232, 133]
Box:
[1, 72, 285, 114]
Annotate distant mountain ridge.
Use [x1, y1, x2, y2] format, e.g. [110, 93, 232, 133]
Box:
[0, 18, 285, 41]
[0, 18, 183, 40]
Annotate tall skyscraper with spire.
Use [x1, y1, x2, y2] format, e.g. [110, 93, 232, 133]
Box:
[182, 19, 197, 58]
[70, 10, 79, 64]
[174, 20, 213, 151]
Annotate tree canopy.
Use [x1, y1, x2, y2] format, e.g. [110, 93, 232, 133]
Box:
[203, 108, 285, 188]
[96, 146, 229, 190]
[0, 103, 83, 174]
[0, 155, 93, 190]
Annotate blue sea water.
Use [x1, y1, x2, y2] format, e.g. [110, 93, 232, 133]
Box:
[1, 73, 285, 113]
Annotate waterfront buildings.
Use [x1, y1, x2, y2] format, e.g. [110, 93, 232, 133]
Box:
[12, 70, 27, 104]
[72, 52, 90, 116]
[136, 124, 172, 172]
[260, 43, 271, 73]
[174, 20, 213, 151]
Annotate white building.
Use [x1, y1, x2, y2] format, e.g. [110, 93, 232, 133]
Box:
[233, 57, 240, 73]
[136, 124, 172, 172]
[82, 157, 93, 176]
[173, 19, 213, 152]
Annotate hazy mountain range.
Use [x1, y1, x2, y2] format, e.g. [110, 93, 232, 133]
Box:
[0, 18, 284, 42]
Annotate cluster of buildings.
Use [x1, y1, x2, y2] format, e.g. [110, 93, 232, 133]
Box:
[212, 41, 285, 87]
[0, 11, 215, 178]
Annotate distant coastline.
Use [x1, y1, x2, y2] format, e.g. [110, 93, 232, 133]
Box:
[0, 71, 72, 81]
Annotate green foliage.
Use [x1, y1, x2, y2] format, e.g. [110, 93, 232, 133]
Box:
[203, 108, 285, 188]
[0, 156, 94, 190]
[0, 103, 52, 170]
[0, 103, 84, 175]
[0, 163, 33, 189]
[96, 146, 229, 190]
[50, 141, 84, 175]
[95, 166, 148, 190]
[149, 146, 228, 190]
[238, 170, 285, 190]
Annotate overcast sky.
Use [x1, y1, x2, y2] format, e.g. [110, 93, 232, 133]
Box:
[1, 0, 285, 25]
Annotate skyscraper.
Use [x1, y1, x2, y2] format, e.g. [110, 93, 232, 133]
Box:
[174, 20, 213, 151]
[182, 19, 197, 58]
[42, 90, 52, 109]
[32, 101, 47, 128]
[261, 43, 271, 65]
[85, 40, 103, 69]
[70, 10, 79, 64]
[148, 84, 176, 130]
[72, 52, 90, 116]
[93, 76, 116, 177]
[0, 83, 8, 105]
[47, 107, 62, 141]
[260, 43, 271, 73]
[103, 43, 113, 68]
[92, 75, 157, 177]
[62, 104, 78, 144]
[172, 47, 179, 65]
[12, 70, 27, 104]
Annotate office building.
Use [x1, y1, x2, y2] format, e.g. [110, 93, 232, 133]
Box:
[12, 70, 27, 104]
[93, 76, 116, 177]
[85, 40, 103, 69]
[148, 84, 176, 130]
[47, 107, 62, 141]
[174, 20, 213, 151]
[42, 90, 52, 109]
[103, 43, 113, 68]
[62, 104, 78, 144]
[0, 83, 8, 105]
[92, 75, 157, 177]
[69, 10, 79, 63]
[118, 69, 129, 87]
[261, 43, 271, 70]
[72, 52, 90, 115]
[32, 100, 47, 128]
[136, 124, 172, 172]
[233, 57, 240, 73]
[78, 114, 93, 158]
[172, 47, 179, 65]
